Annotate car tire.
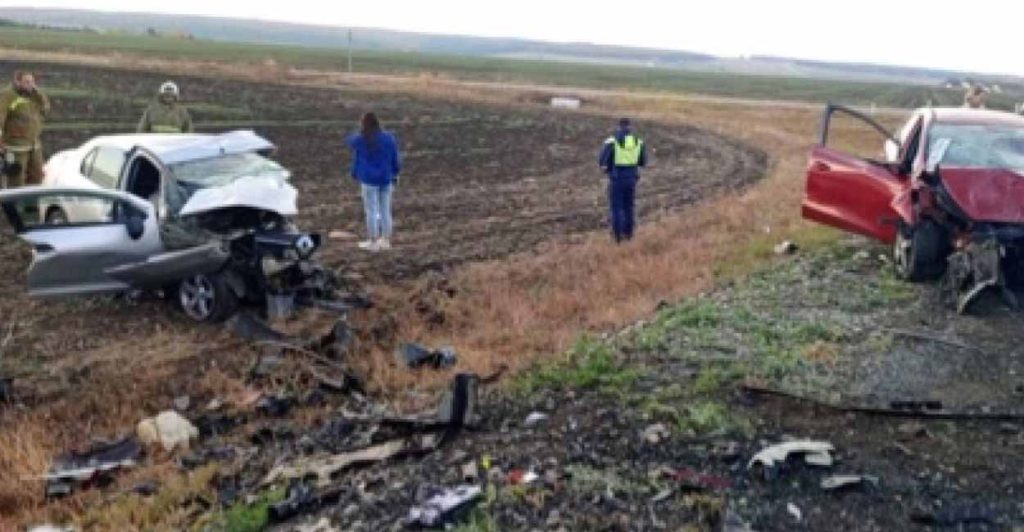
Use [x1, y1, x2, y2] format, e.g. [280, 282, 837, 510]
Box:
[178, 272, 239, 323]
[44, 207, 68, 226]
[893, 220, 947, 282]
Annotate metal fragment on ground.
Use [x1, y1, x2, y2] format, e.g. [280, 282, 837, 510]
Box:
[45, 437, 141, 498]
[405, 485, 483, 528]
[747, 440, 835, 470]
[262, 436, 435, 487]
[821, 475, 879, 490]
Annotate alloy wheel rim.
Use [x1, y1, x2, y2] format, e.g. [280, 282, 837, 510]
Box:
[180, 275, 215, 320]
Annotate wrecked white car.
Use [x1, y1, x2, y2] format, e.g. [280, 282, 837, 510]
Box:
[0, 131, 335, 322]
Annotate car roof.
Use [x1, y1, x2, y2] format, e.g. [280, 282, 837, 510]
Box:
[82, 130, 275, 165]
[925, 107, 1024, 127]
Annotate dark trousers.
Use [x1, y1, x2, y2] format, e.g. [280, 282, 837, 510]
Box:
[608, 178, 636, 242]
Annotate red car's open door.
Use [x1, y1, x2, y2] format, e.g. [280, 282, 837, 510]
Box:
[802, 104, 908, 244]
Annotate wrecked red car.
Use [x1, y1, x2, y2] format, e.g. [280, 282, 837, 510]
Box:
[803, 104, 1024, 312]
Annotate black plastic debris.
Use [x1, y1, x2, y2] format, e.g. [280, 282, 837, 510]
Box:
[268, 480, 344, 523]
[193, 412, 243, 439]
[910, 503, 997, 526]
[178, 446, 237, 471]
[45, 437, 141, 498]
[129, 480, 158, 497]
[890, 400, 943, 412]
[228, 313, 289, 344]
[0, 376, 13, 404]
[405, 485, 482, 528]
[257, 394, 295, 417]
[400, 343, 458, 370]
[438, 373, 479, 429]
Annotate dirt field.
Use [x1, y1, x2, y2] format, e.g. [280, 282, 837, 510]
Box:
[0, 59, 771, 527]
[1, 60, 766, 281]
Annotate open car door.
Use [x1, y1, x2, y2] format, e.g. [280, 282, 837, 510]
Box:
[0, 187, 162, 297]
[802, 104, 907, 244]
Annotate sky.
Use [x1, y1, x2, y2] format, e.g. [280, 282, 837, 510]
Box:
[6, 1, 1024, 76]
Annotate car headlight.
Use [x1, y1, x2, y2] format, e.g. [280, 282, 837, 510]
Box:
[295, 234, 317, 258]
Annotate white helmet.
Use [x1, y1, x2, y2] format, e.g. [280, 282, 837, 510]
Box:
[159, 81, 179, 97]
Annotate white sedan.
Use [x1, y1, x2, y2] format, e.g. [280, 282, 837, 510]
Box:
[0, 131, 332, 322]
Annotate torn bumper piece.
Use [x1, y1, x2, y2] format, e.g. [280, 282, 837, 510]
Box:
[944, 238, 1013, 313]
[45, 437, 141, 498]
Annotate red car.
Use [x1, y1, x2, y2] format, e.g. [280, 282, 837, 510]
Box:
[803, 104, 1024, 312]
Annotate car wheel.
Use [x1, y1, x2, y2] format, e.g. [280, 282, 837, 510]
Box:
[178, 272, 238, 322]
[44, 207, 68, 226]
[893, 220, 947, 282]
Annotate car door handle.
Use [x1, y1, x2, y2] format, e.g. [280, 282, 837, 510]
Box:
[811, 161, 832, 173]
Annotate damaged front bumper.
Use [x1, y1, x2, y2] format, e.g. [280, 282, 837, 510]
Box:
[944, 237, 1021, 313]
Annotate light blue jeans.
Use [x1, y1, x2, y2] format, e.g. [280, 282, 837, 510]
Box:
[361, 183, 393, 240]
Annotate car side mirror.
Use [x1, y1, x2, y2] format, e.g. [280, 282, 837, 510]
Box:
[125, 212, 145, 240]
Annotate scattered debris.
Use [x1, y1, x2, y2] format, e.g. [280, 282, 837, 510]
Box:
[821, 474, 879, 491]
[405, 485, 483, 528]
[910, 503, 997, 526]
[256, 393, 295, 417]
[642, 423, 671, 445]
[173, 395, 191, 412]
[129, 480, 159, 497]
[523, 411, 549, 427]
[28, 525, 74, 532]
[774, 240, 799, 255]
[268, 480, 344, 523]
[400, 342, 458, 369]
[45, 437, 141, 498]
[0, 376, 13, 405]
[672, 467, 731, 491]
[328, 230, 357, 241]
[263, 435, 437, 487]
[748, 440, 835, 472]
[437, 373, 480, 428]
[507, 469, 539, 486]
[896, 421, 930, 439]
[461, 460, 479, 483]
[294, 517, 342, 532]
[890, 400, 943, 412]
[787, 502, 802, 522]
[136, 411, 199, 452]
[722, 507, 757, 532]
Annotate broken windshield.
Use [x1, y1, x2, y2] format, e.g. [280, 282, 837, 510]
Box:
[928, 124, 1024, 174]
[165, 153, 290, 217]
[170, 152, 289, 187]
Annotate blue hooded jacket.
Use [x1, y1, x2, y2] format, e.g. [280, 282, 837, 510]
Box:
[347, 130, 402, 187]
[599, 126, 647, 182]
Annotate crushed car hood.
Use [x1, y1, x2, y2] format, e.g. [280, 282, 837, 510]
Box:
[941, 167, 1024, 223]
[179, 176, 298, 217]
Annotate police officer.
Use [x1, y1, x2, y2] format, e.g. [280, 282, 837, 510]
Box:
[0, 70, 50, 189]
[599, 118, 647, 243]
[137, 81, 193, 133]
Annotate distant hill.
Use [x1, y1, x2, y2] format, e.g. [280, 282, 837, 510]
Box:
[1, 7, 1021, 88]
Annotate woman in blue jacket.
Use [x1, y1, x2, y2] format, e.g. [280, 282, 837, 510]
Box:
[347, 112, 402, 251]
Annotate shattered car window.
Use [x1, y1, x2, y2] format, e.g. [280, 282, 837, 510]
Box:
[170, 153, 289, 188]
[929, 124, 1024, 173]
[165, 153, 290, 216]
